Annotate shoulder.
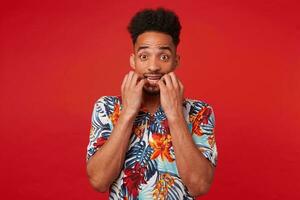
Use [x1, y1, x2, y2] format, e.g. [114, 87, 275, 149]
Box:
[184, 97, 213, 110]
[94, 95, 121, 106]
[93, 95, 122, 114]
[184, 98, 216, 125]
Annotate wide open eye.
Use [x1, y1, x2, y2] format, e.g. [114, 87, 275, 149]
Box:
[160, 54, 169, 61]
[139, 54, 148, 61]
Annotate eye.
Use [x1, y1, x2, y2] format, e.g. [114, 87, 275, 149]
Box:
[160, 54, 169, 61]
[139, 54, 148, 61]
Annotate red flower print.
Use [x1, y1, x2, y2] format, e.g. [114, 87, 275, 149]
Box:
[161, 119, 170, 134]
[123, 162, 147, 198]
[93, 137, 107, 149]
[190, 106, 212, 136]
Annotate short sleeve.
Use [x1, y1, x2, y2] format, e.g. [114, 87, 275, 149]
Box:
[86, 96, 113, 162]
[189, 103, 218, 167]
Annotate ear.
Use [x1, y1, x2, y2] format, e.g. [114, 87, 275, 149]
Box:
[130, 53, 135, 70]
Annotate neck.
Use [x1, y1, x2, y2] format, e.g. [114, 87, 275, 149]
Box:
[142, 92, 160, 115]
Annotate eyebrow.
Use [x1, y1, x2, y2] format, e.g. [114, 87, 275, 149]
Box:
[137, 45, 172, 53]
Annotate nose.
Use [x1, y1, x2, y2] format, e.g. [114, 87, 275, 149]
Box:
[147, 57, 161, 72]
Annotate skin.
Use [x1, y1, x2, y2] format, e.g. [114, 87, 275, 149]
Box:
[86, 31, 215, 197]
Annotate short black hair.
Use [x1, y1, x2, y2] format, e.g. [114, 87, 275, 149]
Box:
[127, 7, 182, 47]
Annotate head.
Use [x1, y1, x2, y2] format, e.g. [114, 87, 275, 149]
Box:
[127, 7, 181, 95]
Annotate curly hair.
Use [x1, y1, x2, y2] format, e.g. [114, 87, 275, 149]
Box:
[127, 7, 182, 47]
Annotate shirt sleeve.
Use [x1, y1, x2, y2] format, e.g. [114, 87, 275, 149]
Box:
[86, 96, 113, 162]
[190, 103, 218, 167]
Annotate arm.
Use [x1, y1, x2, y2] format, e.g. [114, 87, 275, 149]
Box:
[168, 111, 215, 197]
[158, 72, 216, 197]
[86, 108, 136, 192]
[86, 71, 146, 192]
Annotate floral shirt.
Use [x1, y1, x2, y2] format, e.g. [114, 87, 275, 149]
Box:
[86, 96, 218, 200]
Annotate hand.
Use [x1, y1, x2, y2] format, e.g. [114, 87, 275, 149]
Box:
[157, 72, 184, 120]
[121, 71, 146, 116]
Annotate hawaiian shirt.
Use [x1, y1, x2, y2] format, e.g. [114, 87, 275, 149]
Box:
[86, 96, 217, 200]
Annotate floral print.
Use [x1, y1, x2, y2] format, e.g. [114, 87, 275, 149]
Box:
[153, 173, 175, 200]
[123, 162, 147, 198]
[87, 96, 217, 200]
[189, 106, 212, 136]
[149, 133, 174, 162]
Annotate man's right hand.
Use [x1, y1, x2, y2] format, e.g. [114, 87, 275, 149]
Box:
[87, 71, 145, 192]
[121, 71, 146, 116]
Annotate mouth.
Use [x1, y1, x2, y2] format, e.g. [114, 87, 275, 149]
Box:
[144, 74, 163, 85]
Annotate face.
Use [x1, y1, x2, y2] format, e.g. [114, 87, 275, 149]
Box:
[130, 31, 180, 95]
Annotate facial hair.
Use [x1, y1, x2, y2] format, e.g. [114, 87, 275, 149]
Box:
[143, 85, 160, 96]
[142, 72, 164, 96]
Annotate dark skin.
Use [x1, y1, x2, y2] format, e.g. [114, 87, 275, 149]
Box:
[86, 31, 215, 197]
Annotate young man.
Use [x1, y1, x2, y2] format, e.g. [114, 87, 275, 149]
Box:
[86, 8, 218, 200]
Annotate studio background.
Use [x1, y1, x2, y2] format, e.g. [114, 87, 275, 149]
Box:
[0, 0, 299, 199]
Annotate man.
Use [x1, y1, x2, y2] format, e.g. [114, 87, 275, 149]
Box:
[86, 7, 218, 200]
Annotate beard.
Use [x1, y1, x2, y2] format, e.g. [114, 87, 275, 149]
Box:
[142, 84, 160, 96]
[142, 72, 164, 96]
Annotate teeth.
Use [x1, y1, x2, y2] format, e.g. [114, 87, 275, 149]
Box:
[147, 78, 160, 85]
[146, 77, 161, 80]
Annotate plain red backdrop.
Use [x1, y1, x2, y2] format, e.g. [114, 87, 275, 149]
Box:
[0, 0, 299, 199]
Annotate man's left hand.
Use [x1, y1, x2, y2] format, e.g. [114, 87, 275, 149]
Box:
[157, 72, 184, 120]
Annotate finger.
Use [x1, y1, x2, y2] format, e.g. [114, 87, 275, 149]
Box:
[178, 79, 184, 93]
[169, 72, 179, 89]
[137, 78, 146, 89]
[162, 74, 173, 89]
[125, 71, 134, 88]
[130, 72, 138, 87]
[157, 79, 167, 92]
[121, 74, 128, 93]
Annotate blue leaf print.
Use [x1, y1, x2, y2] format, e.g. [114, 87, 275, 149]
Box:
[125, 141, 157, 181]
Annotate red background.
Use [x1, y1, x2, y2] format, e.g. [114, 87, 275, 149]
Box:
[1, 0, 299, 199]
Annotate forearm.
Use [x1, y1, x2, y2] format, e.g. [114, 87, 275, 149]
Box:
[168, 112, 214, 196]
[87, 109, 136, 191]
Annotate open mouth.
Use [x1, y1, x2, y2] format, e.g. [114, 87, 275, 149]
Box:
[144, 74, 163, 85]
